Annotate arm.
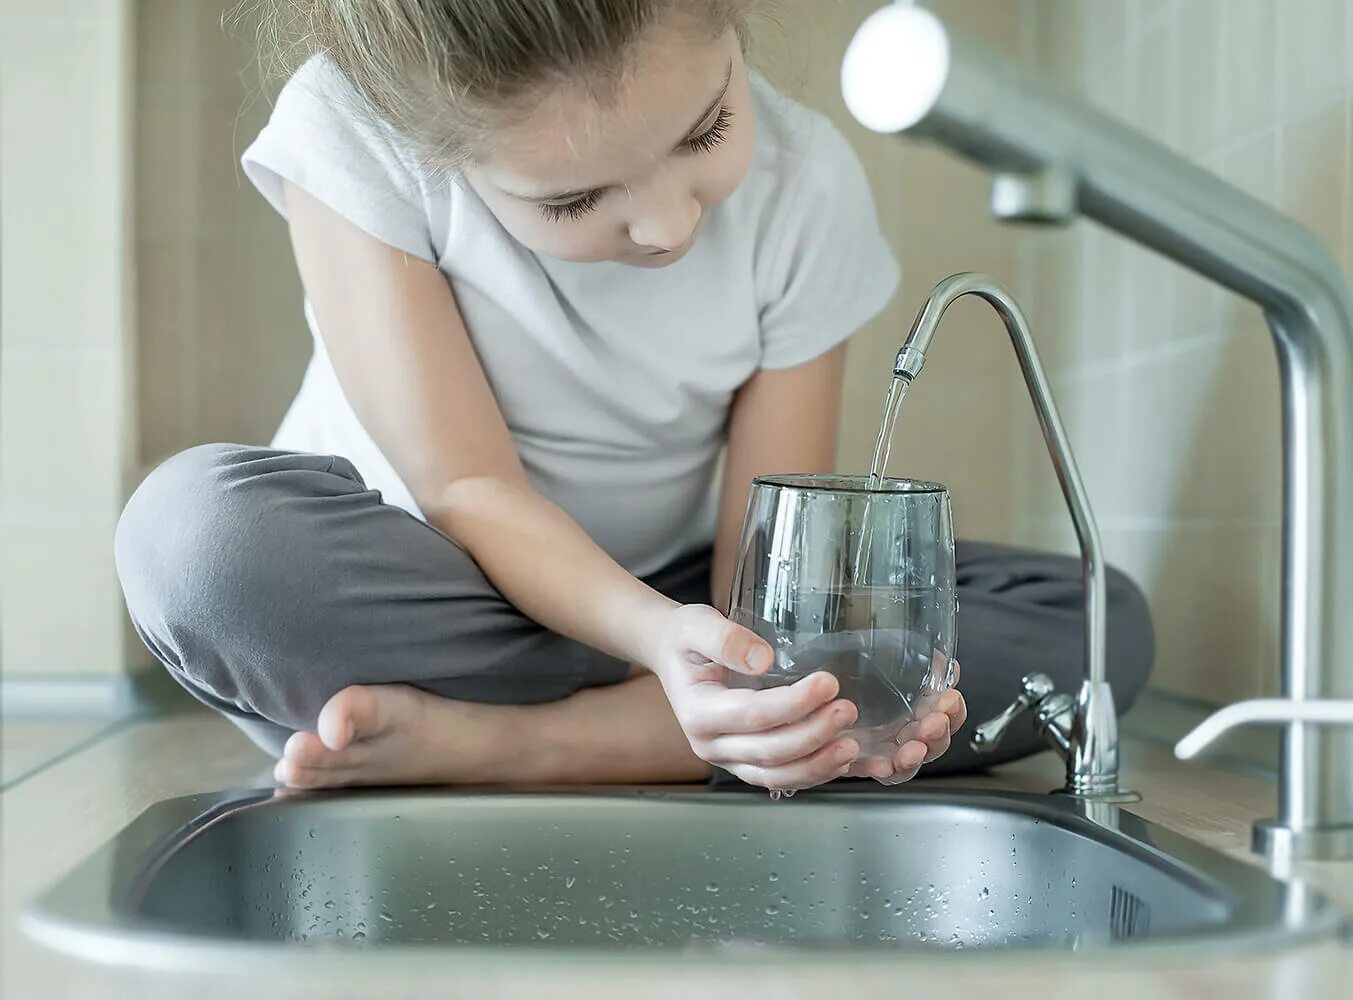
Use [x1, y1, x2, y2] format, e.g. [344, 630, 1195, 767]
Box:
[283, 182, 675, 667]
[282, 184, 857, 789]
[711, 345, 847, 611]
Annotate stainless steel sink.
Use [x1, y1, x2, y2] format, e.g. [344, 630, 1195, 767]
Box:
[24, 786, 1340, 969]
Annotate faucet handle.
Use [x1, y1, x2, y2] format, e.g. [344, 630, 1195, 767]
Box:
[970, 672, 1057, 752]
[1175, 698, 1353, 760]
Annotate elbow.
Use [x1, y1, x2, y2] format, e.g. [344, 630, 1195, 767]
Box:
[416, 473, 536, 546]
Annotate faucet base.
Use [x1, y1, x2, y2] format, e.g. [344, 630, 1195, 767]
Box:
[1254, 819, 1353, 862]
[1052, 787, 1142, 805]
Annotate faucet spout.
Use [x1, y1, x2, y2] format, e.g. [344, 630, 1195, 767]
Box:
[845, 3, 1353, 859]
[898, 273, 1128, 800]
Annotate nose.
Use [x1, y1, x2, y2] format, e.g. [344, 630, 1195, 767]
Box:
[627, 183, 702, 252]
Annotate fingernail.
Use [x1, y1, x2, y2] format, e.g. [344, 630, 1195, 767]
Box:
[745, 646, 772, 671]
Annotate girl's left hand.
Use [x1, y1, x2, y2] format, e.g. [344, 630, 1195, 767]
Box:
[847, 661, 967, 785]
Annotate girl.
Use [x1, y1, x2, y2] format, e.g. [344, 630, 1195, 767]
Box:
[115, 0, 1152, 792]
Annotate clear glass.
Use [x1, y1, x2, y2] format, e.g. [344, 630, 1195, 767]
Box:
[727, 474, 958, 766]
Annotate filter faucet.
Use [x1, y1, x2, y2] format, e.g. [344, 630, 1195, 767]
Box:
[844, 1, 1353, 861]
[895, 272, 1135, 802]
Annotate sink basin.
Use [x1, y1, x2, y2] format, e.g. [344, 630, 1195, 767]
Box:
[24, 786, 1339, 969]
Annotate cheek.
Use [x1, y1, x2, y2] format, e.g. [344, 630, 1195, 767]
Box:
[700, 118, 756, 207]
[482, 197, 620, 263]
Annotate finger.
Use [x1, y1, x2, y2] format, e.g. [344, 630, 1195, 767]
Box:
[706, 699, 858, 768]
[843, 754, 896, 780]
[918, 716, 951, 763]
[876, 739, 927, 785]
[729, 737, 860, 791]
[896, 707, 950, 746]
[684, 670, 840, 736]
[683, 608, 774, 675]
[939, 689, 967, 732]
[950, 659, 962, 686]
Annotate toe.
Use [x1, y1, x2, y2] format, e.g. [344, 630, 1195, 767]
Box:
[317, 684, 389, 751]
[276, 760, 352, 790]
[283, 730, 339, 769]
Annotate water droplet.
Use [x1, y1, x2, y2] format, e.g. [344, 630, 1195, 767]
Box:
[765, 904, 779, 915]
[307, 828, 316, 839]
[565, 876, 576, 888]
[979, 886, 989, 899]
[323, 901, 334, 909]
[768, 872, 779, 883]
[352, 931, 367, 942]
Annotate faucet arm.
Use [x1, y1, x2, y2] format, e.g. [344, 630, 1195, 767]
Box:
[845, 1, 1353, 860]
[895, 273, 1107, 690]
[897, 273, 1125, 800]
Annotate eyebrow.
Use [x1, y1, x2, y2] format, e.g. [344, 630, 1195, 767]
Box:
[507, 60, 735, 204]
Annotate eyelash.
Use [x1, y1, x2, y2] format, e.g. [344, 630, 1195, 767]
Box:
[682, 105, 733, 154]
[537, 105, 734, 223]
[539, 189, 603, 223]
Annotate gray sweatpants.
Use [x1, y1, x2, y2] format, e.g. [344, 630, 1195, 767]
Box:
[114, 444, 1154, 776]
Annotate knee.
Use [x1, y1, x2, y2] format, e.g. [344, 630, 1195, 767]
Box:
[116, 444, 352, 614]
[115, 444, 348, 718]
[115, 444, 254, 634]
[1104, 562, 1154, 710]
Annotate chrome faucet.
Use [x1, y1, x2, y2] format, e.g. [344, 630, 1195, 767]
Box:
[844, 4, 1353, 860]
[894, 273, 1135, 803]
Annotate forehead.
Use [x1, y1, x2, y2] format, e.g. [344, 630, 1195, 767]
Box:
[476, 24, 738, 195]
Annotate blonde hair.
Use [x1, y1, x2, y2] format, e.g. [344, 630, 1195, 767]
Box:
[247, 0, 752, 168]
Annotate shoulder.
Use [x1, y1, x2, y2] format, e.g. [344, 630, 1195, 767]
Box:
[242, 55, 446, 261]
[270, 56, 425, 178]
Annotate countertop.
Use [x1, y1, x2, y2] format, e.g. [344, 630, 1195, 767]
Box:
[3, 711, 1351, 999]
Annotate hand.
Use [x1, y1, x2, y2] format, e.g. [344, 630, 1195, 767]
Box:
[649, 604, 860, 791]
[844, 660, 967, 785]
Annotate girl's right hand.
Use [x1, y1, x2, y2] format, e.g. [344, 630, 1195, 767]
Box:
[648, 604, 861, 790]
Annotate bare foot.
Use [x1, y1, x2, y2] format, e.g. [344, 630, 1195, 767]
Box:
[274, 683, 528, 789]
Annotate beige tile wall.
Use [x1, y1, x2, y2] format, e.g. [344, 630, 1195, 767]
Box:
[0, 0, 137, 678]
[1008, 0, 1353, 702]
[134, 0, 309, 469]
[761, 0, 1032, 543]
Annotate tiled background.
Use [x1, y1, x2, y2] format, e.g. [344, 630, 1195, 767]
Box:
[1010, 0, 1352, 704]
[3, 1, 1351, 714]
[0, 0, 136, 679]
[772, 0, 1351, 706]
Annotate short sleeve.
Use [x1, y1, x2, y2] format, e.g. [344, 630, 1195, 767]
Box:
[241, 56, 437, 263]
[755, 117, 901, 370]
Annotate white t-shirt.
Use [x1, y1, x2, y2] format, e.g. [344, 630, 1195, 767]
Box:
[242, 57, 900, 578]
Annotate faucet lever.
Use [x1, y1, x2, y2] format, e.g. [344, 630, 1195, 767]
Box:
[970, 673, 1056, 751]
[1176, 698, 1353, 860]
[1176, 699, 1353, 760]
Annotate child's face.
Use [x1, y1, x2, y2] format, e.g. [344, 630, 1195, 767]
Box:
[463, 22, 755, 268]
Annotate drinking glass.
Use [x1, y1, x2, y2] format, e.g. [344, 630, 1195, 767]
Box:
[727, 474, 957, 767]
